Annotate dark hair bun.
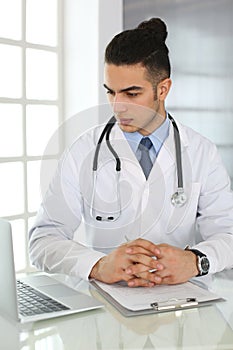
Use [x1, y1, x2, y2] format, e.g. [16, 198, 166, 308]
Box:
[137, 18, 168, 42]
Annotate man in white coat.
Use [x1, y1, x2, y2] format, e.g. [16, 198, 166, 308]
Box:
[29, 18, 233, 287]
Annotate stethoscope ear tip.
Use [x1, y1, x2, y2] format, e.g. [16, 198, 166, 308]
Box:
[95, 216, 115, 221]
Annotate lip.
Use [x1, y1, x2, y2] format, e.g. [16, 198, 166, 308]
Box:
[118, 118, 133, 126]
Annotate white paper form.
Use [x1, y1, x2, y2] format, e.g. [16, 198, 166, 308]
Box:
[93, 280, 222, 312]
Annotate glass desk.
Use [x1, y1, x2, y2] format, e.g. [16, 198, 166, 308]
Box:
[1, 269, 233, 350]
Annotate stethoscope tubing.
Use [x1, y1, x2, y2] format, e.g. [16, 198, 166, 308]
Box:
[168, 114, 183, 189]
[91, 113, 186, 221]
[93, 115, 118, 171]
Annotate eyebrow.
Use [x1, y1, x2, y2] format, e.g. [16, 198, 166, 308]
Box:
[103, 84, 143, 93]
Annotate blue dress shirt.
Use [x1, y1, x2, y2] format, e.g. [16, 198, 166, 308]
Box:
[123, 115, 170, 164]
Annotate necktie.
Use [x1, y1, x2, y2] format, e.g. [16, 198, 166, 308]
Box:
[138, 137, 153, 179]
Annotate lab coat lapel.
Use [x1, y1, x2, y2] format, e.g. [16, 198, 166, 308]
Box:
[110, 124, 145, 182]
[147, 121, 175, 184]
[149, 119, 189, 183]
[107, 119, 189, 184]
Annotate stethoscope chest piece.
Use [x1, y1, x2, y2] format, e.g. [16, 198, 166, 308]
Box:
[171, 189, 187, 207]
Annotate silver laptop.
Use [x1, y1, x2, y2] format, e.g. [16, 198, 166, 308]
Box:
[0, 219, 104, 323]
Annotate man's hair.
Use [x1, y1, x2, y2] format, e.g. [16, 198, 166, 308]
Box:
[105, 18, 171, 87]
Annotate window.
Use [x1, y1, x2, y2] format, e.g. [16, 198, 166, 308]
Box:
[0, 0, 63, 272]
[124, 0, 233, 188]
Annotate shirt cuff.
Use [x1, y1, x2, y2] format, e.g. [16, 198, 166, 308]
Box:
[77, 250, 106, 281]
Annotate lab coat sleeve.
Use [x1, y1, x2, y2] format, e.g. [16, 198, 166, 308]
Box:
[193, 143, 233, 273]
[29, 148, 106, 281]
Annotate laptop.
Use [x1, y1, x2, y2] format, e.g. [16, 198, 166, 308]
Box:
[0, 219, 104, 323]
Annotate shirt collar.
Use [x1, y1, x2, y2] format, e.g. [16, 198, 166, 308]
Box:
[123, 114, 170, 154]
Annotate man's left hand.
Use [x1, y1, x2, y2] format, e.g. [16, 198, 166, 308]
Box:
[125, 242, 198, 286]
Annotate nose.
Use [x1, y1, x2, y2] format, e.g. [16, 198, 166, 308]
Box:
[113, 102, 127, 113]
[112, 94, 127, 113]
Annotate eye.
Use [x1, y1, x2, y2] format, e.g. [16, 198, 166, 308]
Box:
[126, 92, 139, 97]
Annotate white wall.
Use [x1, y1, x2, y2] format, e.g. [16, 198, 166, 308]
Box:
[62, 1, 123, 240]
[97, 1, 123, 108]
[63, 0, 123, 136]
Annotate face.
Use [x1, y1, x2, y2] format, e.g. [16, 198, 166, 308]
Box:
[104, 63, 169, 135]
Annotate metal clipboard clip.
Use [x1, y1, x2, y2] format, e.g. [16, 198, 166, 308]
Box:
[150, 298, 198, 311]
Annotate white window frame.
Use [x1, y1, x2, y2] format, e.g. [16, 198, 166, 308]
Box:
[0, 0, 64, 272]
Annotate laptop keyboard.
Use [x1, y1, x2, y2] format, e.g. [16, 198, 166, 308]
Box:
[17, 280, 70, 317]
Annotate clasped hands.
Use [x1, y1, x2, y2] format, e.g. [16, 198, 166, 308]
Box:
[90, 238, 198, 287]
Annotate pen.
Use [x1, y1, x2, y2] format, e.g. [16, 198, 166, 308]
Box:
[149, 256, 157, 273]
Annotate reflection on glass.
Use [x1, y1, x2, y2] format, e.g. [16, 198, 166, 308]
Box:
[34, 334, 63, 350]
[0, 162, 24, 216]
[10, 219, 26, 271]
[26, 49, 58, 100]
[0, 104, 23, 157]
[0, 44, 22, 98]
[0, 0, 21, 40]
[26, 105, 59, 156]
[26, 0, 57, 46]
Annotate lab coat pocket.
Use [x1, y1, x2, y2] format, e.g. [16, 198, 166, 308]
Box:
[166, 182, 201, 234]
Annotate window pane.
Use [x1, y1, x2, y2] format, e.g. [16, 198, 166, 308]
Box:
[0, 104, 23, 156]
[28, 216, 38, 269]
[175, 110, 233, 145]
[10, 219, 26, 272]
[28, 159, 58, 213]
[0, 0, 22, 40]
[0, 44, 22, 98]
[0, 162, 24, 216]
[27, 160, 41, 212]
[26, 105, 59, 156]
[26, 49, 58, 100]
[40, 159, 58, 199]
[28, 216, 36, 233]
[26, 0, 57, 46]
[218, 147, 233, 180]
[168, 75, 230, 110]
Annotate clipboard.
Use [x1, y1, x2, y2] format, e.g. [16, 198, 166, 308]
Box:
[91, 280, 224, 317]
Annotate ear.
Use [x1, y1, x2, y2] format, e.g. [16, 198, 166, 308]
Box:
[156, 78, 172, 101]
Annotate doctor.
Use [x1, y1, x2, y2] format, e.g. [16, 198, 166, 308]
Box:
[29, 18, 233, 287]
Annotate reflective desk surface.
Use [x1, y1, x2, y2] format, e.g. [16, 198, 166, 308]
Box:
[1, 270, 233, 350]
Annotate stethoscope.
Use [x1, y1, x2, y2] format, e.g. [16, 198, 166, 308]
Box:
[90, 113, 187, 221]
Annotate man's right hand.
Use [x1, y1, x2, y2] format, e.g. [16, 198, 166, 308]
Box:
[89, 238, 161, 286]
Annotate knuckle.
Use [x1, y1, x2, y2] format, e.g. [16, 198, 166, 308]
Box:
[132, 279, 140, 287]
[133, 253, 142, 261]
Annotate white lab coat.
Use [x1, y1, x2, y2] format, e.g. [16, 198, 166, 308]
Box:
[29, 118, 233, 280]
